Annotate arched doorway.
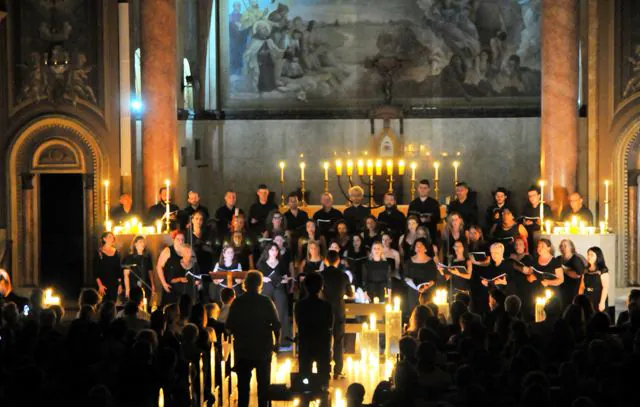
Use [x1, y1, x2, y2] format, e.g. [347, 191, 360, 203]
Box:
[7, 116, 107, 297]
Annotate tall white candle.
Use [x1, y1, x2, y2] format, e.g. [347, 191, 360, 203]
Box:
[104, 180, 110, 223]
[299, 162, 305, 181]
[539, 180, 544, 229]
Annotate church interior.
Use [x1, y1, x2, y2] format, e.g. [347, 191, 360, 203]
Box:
[1, 0, 640, 406]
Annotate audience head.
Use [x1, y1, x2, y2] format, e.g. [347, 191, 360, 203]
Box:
[205, 303, 220, 321]
[303, 272, 323, 296]
[505, 295, 522, 318]
[408, 305, 433, 335]
[221, 287, 236, 306]
[346, 383, 365, 407]
[398, 335, 418, 360]
[489, 287, 506, 311]
[326, 250, 341, 267]
[189, 304, 207, 328]
[29, 287, 43, 310]
[454, 292, 471, 308]
[79, 288, 100, 310]
[178, 294, 193, 321]
[244, 270, 263, 293]
[543, 296, 563, 320]
[0, 269, 12, 296]
[99, 301, 117, 323]
[628, 289, 640, 312]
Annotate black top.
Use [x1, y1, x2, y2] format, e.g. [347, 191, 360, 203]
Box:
[110, 205, 138, 225]
[214, 205, 244, 235]
[320, 266, 354, 320]
[179, 205, 210, 229]
[302, 259, 324, 274]
[122, 251, 153, 289]
[343, 205, 371, 235]
[190, 228, 215, 273]
[509, 254, 537, 317]
[532, 256, 562, 303]
[313, 207, 343, 240]
[408, 197, 441, 242]
[94, 249, 123, 292]
[362, 259, 390, 285]
[226, 292, 280, 361]
[470, 259, 511, 315]
[362, 231, 381, 251]
[491, 223, 520, 257]
[449, 259, 470, 292]
[559, 254, 586, 306]
[377, 206, 407, 241]
[405, 259, 439, 287]
[561, 206, 594, 226]
[147, 201, 180, 224]
[249, 201, 278, 234]
[295, 295, 333, 350]
[284, 209, 309, 232]
[448, 198, 478, 226]
[257, 259, 286, 288]
[163, 245, 188, 282]
[343, 248, 368, 287]
[520, 202, 552, 232]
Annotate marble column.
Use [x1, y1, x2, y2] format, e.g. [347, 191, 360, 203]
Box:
[541, 0, 579, 200]
[140, 0, 178, 208]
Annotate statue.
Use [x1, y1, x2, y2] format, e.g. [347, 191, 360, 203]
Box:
[365, 55, 404, 105]
[623, 44, 640, 98]
[66, 53, 97, 105]
[17, 52, 47, 104]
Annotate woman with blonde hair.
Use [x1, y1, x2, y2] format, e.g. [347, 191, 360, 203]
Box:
[362, 241, 391, 301]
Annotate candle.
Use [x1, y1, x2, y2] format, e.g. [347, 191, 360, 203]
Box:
[539, 180, 545, 227]
[604, 180, 610, 226]
[545, 220, 552, 235]
[346, 160, 354, 176]
[103, 180, 110, 223]
[357, 159, 364, 176]
[600, 221, 606, 234]
[535, 297, 547, 322]
[386, 159, 393, 176]
[394, 160, 404, 176]
[366, 159, 374, 176]
[105, 220, 113, 232]
[279, 161, 285, 183]
[385, 299, 402, 357]
[158, 388, 164, 407]
[453, 160, 460, 185]
[299, 162, 305, 181]
[579, 221, 586, 235]
[43, 288, 61, 306]
[124, 221, 131, 233]
[373, 297, 379, 304]
[323, 161, 329, 181]
[571, 216, 578, 227]
[370, 313, 376, 328]
[433, 161, 440, 180]
[156, 220, 162, 234]
[375, 159, 382, 176]
[410, 161, 417, 181]
[335, 159, 343, 176]
[164, 179, 170, 228]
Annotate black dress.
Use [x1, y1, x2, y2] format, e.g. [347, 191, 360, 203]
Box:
[531, 256, 563, 307]
[559, 254, 586, 308]
[362, 259, 390, 301]
[509, 254, 536, 321]
[404, 259, 439, 309]
[470, 259, 511, 316]
[122, 251, 153, 295]
[449, 259, 471, 294]
[583, 268, 607, 310]
[257, 259, 290, 345]
[162, 245, 192, 305]
[95, 249, 123, 302]
[191, 228, 214, 274]
[362, 232, 381, 251]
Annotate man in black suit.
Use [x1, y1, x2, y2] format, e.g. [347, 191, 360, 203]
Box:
[248, 184, 278, 235]
[313, 192, 343, 241]
[448, 182, 478, 226]
[320, 250, 354, 379]
[408, 179, 441, 242]
[147, 187, 180, 227]
[377, 192, 406, 241]
[343, 186, 370, 235]
[295, 272, 333, 387]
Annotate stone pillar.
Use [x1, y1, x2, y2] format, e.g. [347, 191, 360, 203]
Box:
[541, 0, 579, 201]
[140, 0, 178, 208]
[629, 173, 639, 285]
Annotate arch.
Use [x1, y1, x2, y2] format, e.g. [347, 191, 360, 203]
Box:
[6, 116, 108, 288]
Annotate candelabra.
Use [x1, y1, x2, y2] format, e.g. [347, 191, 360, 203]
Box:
[299, 162, 307, 206]
[279, 161, 286, 208]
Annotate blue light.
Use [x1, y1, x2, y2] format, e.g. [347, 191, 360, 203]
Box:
[130, 99, 143, 113]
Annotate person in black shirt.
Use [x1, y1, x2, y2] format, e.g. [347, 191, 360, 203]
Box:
[147, 187, 180, 227]
[581, 246, 609, 312]
[313, 192, 343, 241]
[283, 192, 309, 233]
[95, 232, 123, 303]
[122, 235, 155, 299]
[295, 272, 333, 387]
[110, 193, 138, 225]
[249, 184, 278, 235]
[408, 179, 441, 243]
[0, 269, 28, 310]
[180, 191, 210, 229]
[485, 187, 516, 230]
[561, 192, 594, 225]
[377, 192, 406, 242]
[343, 186, 371, 235]
[214, 190, 244, 236]
[521, 185, 553, 249]
[558, 239, 585, 309]
[448, 182, 478, 225]
[320, 250, 354, 379]
[363, 241, 392, 301]
[471, 243, 509, 316]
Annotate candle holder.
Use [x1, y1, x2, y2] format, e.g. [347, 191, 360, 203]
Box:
[300, 179, 306, 207]
[433, 178, 440, 202]
[387, 174, 394, 194]
[164, 180, 171, 233]
[279, 161, 286, 209]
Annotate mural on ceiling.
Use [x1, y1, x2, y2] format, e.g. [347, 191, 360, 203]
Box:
[619, 0, 640, 100]
[219, 0, 541, 111]
[9, 0, 100, 110]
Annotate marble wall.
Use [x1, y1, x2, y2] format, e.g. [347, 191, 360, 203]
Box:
[177, 117, 541, 223]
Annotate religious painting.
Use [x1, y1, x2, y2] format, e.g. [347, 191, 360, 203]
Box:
[617, 0, 640, 102]
[219, 0, 541, 113]
[7, 0, 102, 113]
